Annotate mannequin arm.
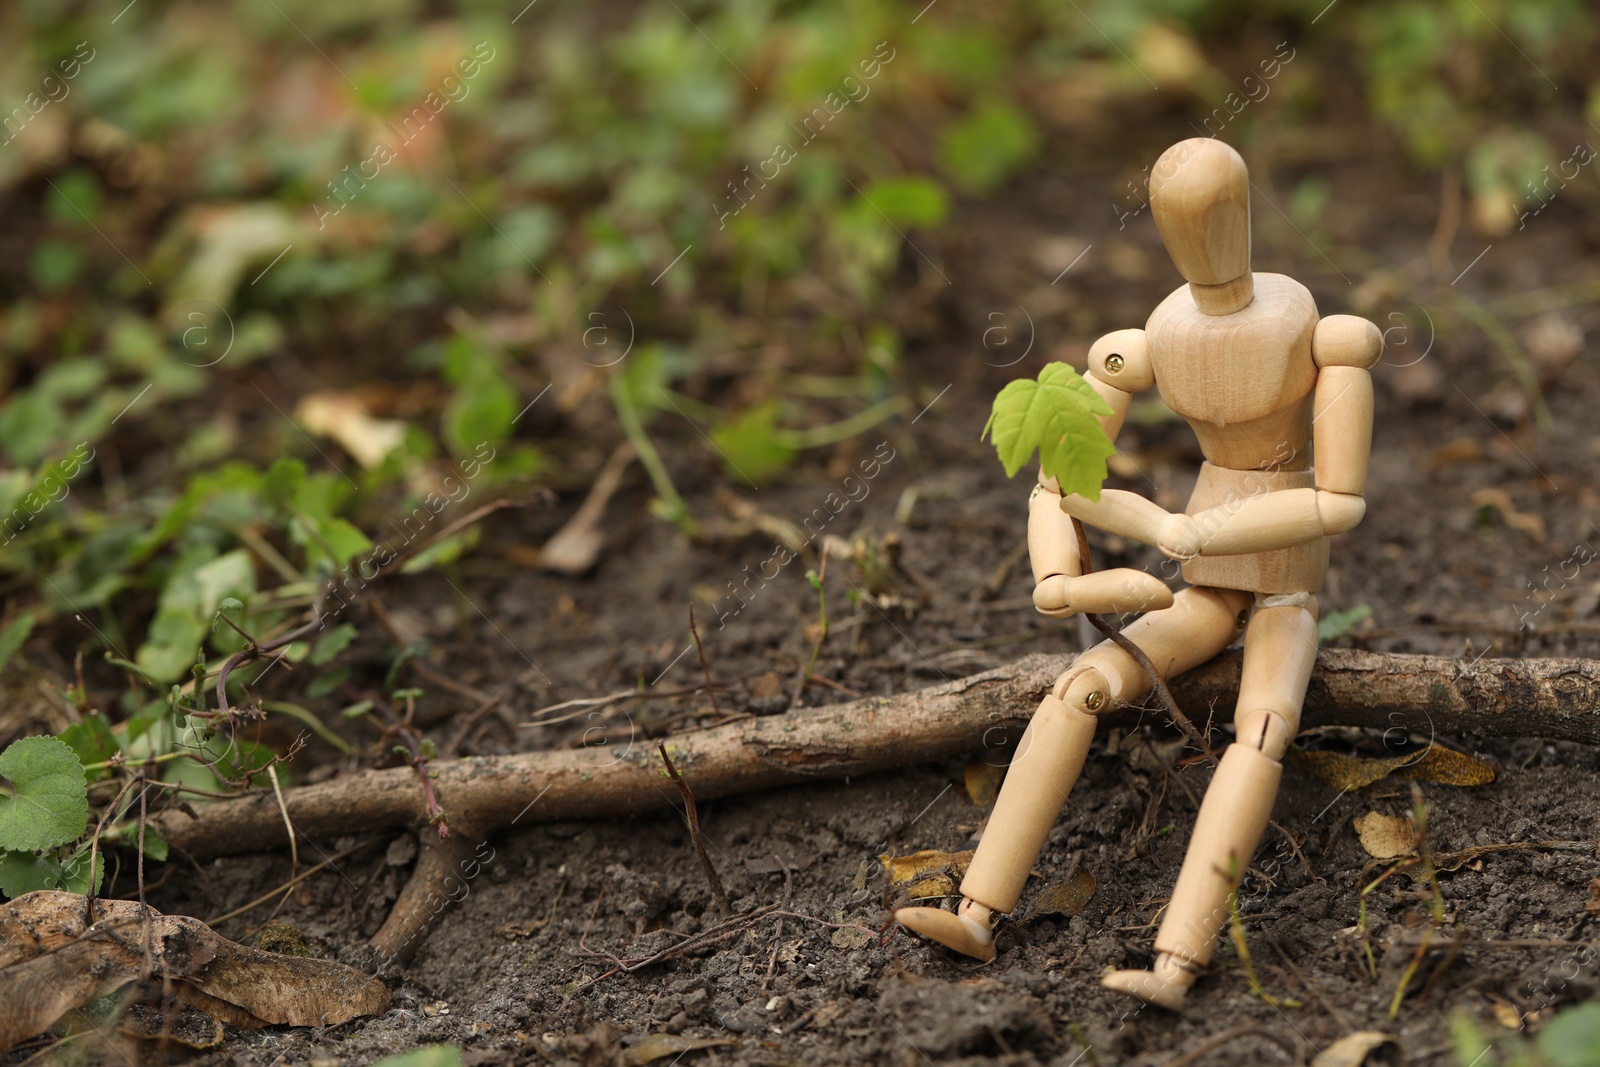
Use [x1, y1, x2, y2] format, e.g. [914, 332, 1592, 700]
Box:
[1032, 329, 1141, 585]
[1032, 330, 1175, 616]
[1177, 315, 1380, 557]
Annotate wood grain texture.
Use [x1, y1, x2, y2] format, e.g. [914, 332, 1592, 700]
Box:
[1181, 463, 1329, 594]
[1312, 365, 1375, 496]
[1150, 137, 1252, 287]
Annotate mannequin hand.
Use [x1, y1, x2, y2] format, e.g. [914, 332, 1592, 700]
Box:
[1032, 574, 1079, 618]
[1034, 569, 1175, 617]
[1156, 513, 1202, 561]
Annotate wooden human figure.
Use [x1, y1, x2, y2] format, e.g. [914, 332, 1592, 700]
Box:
[895, 138, 1381, 1009]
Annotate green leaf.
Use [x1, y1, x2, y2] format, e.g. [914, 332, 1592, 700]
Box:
[0, 851, 62, 898]
[442, 335, 517, 456]
[711, 403, 798, 482]
[859, 177, 949, 228]
[311, 623, 360, 666]
[611, 345, 670, 417]
[937, 100, 1040, 194]
[137, 825, 169, 862]
[371, 1045, 461, 1067]
[982, 362, 1115, 499]
[59, 716, 118, 780]
[1540, 1002, 1600, 1067]
[1317, 604, 1373, 643]
[0, 736, 90, 852]
[57, 846, 104, 895]
[138, 546, 259, 683]
[0, 613, 35, 673]
[46, 169, 102, 228]
[261, 457, 307, 512]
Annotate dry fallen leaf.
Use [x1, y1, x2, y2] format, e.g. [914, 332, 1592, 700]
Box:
[1030, 869, 1097, 919]
[879, 849, 975, 900]
[624, 1034, 736, 1065]
[0, 891, 390, 1052]
[1432, 839, 1599, 874]
[296, 391, 408, 469]
[1353, 812, 1417, 860]
[1310, 1030, 1395, 1067]
[964, 757, 1004, 807]
[1488, 993, 1524, 1029]
[1470, 487, 1546, 544]
[1424, 437, 1482, 471]
[1291, 745, 1497, 791]
[539, 443, 633, 574]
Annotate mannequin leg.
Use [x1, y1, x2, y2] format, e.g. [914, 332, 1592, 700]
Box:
[895, 585, 1249, 960]
[1102, 594, 1318, 1008]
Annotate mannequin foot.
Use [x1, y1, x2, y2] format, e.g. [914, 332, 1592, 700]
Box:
[892, 899, 997, 962]
[1099, 952, 1198, 1010]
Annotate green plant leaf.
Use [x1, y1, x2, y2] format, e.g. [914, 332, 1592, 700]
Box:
[371, 1045, 461, 1067]
[711, 402, 798, 481]
[57, 846, 104, 895]
[0, 613, 35, 673]
[1540, 1002, 1600, 1067]
[311, 623, 360, 666]
[137, 825, 169, 862]
[262, 457, 307, 512]
[858, 177, 949, 229]
[1317, 604, 1373, 642]
[0, 736, 90, 852]
[59, 716, 118, 780]
[938, 100, 1040, 194]
[982, 362, 1115, 499]
[442, 335, 517, 456]
[0, 851, 61, 898]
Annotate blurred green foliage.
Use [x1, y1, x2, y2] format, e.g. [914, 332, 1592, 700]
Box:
[0, 0, 1592, 746]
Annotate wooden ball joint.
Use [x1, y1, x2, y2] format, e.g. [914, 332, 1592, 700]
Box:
[895, 139, 1382, 1009]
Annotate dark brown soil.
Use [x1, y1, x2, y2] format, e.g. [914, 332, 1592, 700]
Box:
[143, 130, 1600, 1067]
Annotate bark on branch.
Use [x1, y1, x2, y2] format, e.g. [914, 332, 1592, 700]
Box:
[157, 648, 1600, 857]
[150, 648, 1600, 958]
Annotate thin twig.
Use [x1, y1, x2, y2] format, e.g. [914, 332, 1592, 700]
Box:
[689, 606, 720, 718]
[446, 692, 506, 756]
[267, 763, 300, 882]
[206, 840, 379, 925]
[1072, 518, 1216, 765]
[375, 496, 543, 578]
[657, 742, 730, 917]
[215, 593, 330, 721]
[347, 686, 450, 837]
[1156, 1025, 1299, 1067]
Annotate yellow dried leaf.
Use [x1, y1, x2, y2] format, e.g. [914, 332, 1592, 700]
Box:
[1353, 812, 1416, 860]
[1310, 1030, 1395, 1067]
[624, 1035, 735, 1065]
[1291, 750, 1394, 791]
[295, 391, 407, 469]
[1291, 745, 1495, 792]
[879, 849, 974, 900]
[1032, 869, 1097, 918]
[1403, 745, 1497, 786]
[1488, 995, 1523, 1029]
[965, 757, 1004, 807]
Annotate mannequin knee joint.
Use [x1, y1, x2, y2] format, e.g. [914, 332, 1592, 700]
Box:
[1052, 665, 1115, 716]
[1237, 708, 1297, 760]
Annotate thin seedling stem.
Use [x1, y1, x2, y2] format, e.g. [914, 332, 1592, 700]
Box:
[657, 741, 731, 917]
[1071, 519, 1215, 764]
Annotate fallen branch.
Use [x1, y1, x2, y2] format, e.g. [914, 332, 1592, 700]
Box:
[150, 648, 1600, 957]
